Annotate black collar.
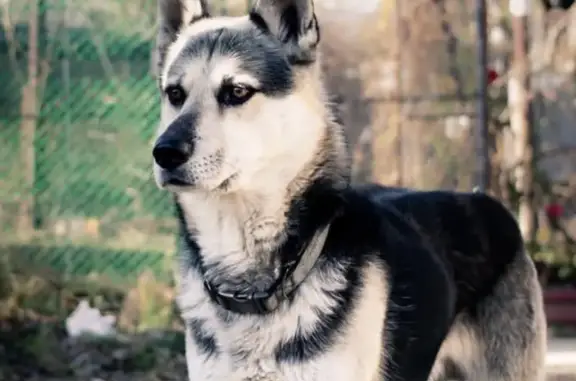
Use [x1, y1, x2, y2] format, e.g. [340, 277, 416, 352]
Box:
[203, 221, 333, 315]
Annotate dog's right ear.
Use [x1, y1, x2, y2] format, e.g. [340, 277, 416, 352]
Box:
[250, 0, 320, 65]
[156, 0, 209, 75]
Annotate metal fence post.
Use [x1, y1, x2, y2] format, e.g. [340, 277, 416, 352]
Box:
[395, 0, 404, 187]
[476, 0, 491, 192]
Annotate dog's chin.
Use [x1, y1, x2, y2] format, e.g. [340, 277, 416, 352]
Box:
[156, 169, 239, 194]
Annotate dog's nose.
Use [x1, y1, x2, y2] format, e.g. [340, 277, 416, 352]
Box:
[153, 140, 193, 170]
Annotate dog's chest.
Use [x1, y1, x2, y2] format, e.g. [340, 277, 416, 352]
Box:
[179, 264, 388, 381]
[184, 328, 364, 381]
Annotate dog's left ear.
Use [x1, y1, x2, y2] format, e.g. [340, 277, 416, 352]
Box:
[156, 0, 210, 77]
[250, 0, 320, 64]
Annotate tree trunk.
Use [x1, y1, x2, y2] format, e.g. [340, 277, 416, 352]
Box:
[17, 0, 40, 238]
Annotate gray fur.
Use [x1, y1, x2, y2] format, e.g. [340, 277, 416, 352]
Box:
[429, 252, 547, 381]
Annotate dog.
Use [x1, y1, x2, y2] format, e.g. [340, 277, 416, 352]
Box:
[151, 0, 547, 380]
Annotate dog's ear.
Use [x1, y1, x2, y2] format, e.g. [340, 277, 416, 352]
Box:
[250, 0, 320, 64]
[156, 0, 210, 74]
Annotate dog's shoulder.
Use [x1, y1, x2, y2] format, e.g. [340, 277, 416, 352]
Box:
[356, 183, 522, 256]
[355, 183, 525, 310]
[332, 185, 458, 380]
[335, 184, 527, 379]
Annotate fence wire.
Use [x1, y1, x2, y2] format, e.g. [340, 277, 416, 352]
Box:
[1, 0, 177, 282]
[1, 0, 259, 282]
[1, 0, 489, 282]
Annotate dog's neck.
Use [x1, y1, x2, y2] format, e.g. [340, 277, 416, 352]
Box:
[175, 122, 349, 298]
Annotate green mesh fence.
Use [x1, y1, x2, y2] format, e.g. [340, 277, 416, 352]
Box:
[0, 0, 250, 283]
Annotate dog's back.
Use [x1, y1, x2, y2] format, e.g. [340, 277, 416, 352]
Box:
[361, 184, 547, 381]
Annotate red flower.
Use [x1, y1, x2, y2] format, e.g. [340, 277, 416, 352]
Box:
[545, 203, 563, 219]
[487, 68, 498, 85]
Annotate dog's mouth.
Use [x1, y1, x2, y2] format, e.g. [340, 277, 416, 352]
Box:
[159, 169, 238, 192]
[215, 173, 238, 192]
[165, 177, 190, 186]
[158, 169, 195, 188]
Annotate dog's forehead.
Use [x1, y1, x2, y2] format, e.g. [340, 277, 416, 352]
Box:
[162, 17, 294, 95]
[186, 16, 250, 36]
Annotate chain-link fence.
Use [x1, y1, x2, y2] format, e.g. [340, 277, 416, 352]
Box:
[1, 0, 167, 282]
[0, 0, 260, 283]
[0, 0, 492, 283]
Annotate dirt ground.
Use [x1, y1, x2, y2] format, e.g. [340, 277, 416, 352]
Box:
[0, 318, 187, 381]
[1, 318, 575, 381]
[549, 375, 576, 381]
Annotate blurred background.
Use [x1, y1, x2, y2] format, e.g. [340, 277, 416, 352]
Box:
[1, 0, 576, 380]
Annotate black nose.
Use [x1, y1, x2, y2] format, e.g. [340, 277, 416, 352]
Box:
[153, 140, 193, 170]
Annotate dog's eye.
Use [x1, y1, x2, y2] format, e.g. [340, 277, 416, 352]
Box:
[165, 85, 187, 107]
[218, 84, 255, 107]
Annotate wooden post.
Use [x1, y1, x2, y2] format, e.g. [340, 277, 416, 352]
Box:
[508, 0, 537, 244]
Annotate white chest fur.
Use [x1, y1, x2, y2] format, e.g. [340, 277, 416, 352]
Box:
[177, 264, 388, 381]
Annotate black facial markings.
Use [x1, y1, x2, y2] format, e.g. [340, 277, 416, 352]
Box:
[167, 26, 294, 97]
[216, 79, 257, 108]
[187, 318, 219, 357]
[158, 111, 199, 146]
[206, 28, 225, 62]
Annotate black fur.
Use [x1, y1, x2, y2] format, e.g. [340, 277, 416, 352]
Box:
[187, 318, 219, 357]
[156, 0, 210, 78]
[249, 0, 319, 65]
[249, 11, 270, 33]
[274, 257, 362, 362]
[156, 2, 541, 380]
[176, 178, 526, 379]
[279, 4, 302, 44]
[167, 162, 541, 376]
[156, 111, 198, 146]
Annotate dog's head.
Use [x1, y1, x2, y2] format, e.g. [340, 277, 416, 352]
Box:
[153, 0, 327, 194]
